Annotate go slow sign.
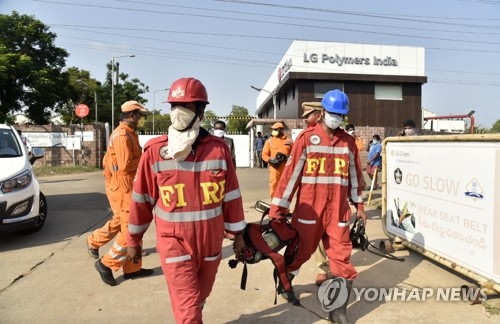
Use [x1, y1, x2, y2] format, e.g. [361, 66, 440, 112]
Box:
[75, 104, 90, 118]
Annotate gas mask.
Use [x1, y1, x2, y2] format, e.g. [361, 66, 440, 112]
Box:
[171, 106, 200, 131]
[213, 129, 225, 138]
[324, 113, 343, 130]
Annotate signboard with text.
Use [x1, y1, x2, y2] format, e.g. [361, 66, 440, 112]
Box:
[24, 132, 67, 147]
[385, 139, 500, 283]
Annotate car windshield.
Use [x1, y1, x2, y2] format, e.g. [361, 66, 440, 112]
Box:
[0, 129, 22, 158]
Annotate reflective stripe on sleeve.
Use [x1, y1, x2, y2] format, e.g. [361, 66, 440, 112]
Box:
[280, 148, 307, 204]
[223, 188, 241, 202]
[348, 150, 363, 203]
[155, 206, 223, 222]
[271, 196, 289, 208]
[272, 148, 307, 209]
[132, 191, 156, 205]
[128, 223, 150, 234]
[165, 254, 191, 264]
[224, 220, 246, 232]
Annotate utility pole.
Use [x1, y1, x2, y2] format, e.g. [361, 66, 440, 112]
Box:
[111, 54, 135, 129]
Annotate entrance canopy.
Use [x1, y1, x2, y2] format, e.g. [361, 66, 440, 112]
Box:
[245, 119, 288, 130]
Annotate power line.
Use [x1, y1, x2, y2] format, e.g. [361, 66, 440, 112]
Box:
[35, 0, 500, 45]
[29, 0, 500, 86]
[50, 24, 500, 55]
[52, 29, 500, 77]
[106, 0, 500, 36]
[214, 0, 500, 28]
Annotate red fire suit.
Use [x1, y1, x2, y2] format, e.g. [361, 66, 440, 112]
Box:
[269, 123, 365, 280]
[98, 123, 143, 274]
[127, 128, 245, 324]
[261, 134, 293, 198]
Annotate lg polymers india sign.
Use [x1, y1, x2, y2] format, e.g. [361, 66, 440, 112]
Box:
[276, 40, 425, 82]
[385, 137, 500, 284]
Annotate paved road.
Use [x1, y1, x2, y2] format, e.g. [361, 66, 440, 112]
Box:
[0, 169, 497, 323]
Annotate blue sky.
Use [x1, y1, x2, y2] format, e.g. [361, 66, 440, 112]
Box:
[2, 0, 499, 128]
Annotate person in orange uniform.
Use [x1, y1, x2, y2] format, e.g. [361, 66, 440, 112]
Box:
[261, 122, 292, 198]
[345, 124, 364, 153]
[93, 101, 154, 286]
[126, 77, 246, 324]
[269, 90, 367, 324]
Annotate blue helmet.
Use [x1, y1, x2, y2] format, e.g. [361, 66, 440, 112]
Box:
[321, 90, 349, 115]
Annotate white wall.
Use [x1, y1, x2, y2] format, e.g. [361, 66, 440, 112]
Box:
[422, 109, 465, 133]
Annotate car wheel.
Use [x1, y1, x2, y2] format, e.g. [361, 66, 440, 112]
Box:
[22, 192, 47, 234]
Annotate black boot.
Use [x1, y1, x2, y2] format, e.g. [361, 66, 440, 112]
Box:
[277, 273, 300, 305]
[328, 279, 352, 324]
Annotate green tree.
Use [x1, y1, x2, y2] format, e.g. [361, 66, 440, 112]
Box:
[141, 111, 171, 133]
[101, 61, 149, 127]
[491, 119, 500, 133]
[227, 105, 251, 134]
[201, 109, 217, 132]
[0, 11, 70, 124]
[58, 67, 101, 125]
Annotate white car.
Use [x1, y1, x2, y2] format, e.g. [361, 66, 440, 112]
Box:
[0, 124, 47, 234]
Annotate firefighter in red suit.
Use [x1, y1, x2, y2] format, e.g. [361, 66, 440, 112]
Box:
[126, 77, 246, 324]
[269, 90, 367, 324]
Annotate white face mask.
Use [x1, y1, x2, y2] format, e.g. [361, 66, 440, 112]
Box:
[167, 106, 201, 161]
[372, 140, 379, 144]
[347, 130, 354, 136]
[171, 106, 199, 131]
[324, 113, 343, 130]
[213, 129, 225, 138]
[404, 128, 414, 136]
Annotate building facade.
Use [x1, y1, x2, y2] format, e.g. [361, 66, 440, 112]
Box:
[255, 40, 427, 128]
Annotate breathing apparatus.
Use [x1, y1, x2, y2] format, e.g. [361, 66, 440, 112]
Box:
[228, 200, 300, 305]
[350, 216, 405, 262]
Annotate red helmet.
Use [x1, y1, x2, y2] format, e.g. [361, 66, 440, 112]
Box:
[167, 77, 209, 104]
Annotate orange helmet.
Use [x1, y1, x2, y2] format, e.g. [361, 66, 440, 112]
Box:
[167, 77, 209, 104]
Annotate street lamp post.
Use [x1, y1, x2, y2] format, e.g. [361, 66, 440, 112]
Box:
[152, 88, 169, 134]
[111, 54, 135, 130]
[250, 85, 277, 119]
[76, 79, 98, 123]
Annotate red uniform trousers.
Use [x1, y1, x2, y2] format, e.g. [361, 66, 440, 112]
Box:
[156, 220, 224, 324]
[287, 209, 357, 280]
